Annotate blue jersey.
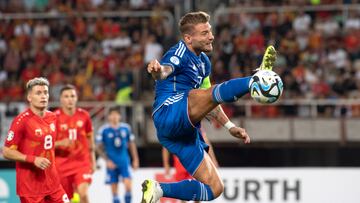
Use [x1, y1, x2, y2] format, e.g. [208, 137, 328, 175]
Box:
[96, 122, 135, 167]
[153, 40, 212, 113]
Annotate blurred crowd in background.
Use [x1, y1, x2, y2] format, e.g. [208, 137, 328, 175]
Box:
[0, 0, 359, 116]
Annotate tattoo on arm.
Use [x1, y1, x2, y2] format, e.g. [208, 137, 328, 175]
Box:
[152, 66, 173, 80]
[205, 105, 230, 126]
[159, 66, 173, 80]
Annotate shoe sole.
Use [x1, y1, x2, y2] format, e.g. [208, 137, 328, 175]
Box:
[261, 46, 277, 70]
[141, 180, 154, 203]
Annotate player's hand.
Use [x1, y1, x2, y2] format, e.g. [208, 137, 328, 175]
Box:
[229, 127, 250, 144]
[106, 160, 116, 170]
[34, 157, 51, 170]
[147, 59, 162, 74]
[132, 159, 139, 170]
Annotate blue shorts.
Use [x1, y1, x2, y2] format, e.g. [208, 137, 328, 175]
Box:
[105, 164, 132, 184]
[153, 91, 209, 175]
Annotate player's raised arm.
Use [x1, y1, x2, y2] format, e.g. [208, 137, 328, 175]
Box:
[147, 59, 173, 80]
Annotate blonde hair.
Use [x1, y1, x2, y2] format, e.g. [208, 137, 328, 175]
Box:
[26, 77, 49, 93]
[179, 11, 210, 35]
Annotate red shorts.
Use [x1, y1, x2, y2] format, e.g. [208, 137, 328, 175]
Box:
[60, 168, 92, 199]
[19, 186, 69, 203]
[173, 155, 193, 181]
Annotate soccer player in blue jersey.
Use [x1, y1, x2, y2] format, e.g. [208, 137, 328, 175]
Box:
[141, 11, 276, 202]
[96, 107, 139, 203]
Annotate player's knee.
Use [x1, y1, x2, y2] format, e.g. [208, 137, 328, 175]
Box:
[211, 179, 224, 198]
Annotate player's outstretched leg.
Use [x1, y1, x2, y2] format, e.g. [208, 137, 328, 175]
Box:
[187, 45, 277, 125]
[211, 45, 277, 104]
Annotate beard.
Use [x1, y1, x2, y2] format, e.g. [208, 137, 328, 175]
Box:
[193, 41, 213, 54]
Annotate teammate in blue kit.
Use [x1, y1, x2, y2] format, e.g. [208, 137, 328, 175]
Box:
[141, 11, 276, 203]
[96, 107, 139, 203]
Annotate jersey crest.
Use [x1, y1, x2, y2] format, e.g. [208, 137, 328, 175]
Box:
[60, 124, 68, 130]
[77, 120, 84, 128]
[35, 129, 42, 137]
[121, 130, 127, 138]
[107, 132, 114, 138]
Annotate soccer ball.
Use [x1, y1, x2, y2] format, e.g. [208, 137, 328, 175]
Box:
[249, 70, 283, 104]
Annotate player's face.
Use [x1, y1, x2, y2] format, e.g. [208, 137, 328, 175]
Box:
[60, 89, 78, 110]
[187, 22, 214, 53]
[27, 85, 49, 110]
[108, 111, 121, 124]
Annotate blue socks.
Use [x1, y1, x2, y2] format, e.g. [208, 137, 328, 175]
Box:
[112, 193, 131, 203]
[113, 195, 120, 203]
[212, 77, 251, 103]
[125, 192, 131, 203]
[160, 180, 215, 201]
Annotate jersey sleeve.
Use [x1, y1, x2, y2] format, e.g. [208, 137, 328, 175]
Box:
[160, 44, 186, 74]
[4, 117, 25, 148]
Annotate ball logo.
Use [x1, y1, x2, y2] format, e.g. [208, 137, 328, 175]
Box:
[170, 56, 180, 65]
[6, 131, 14, 141]
[62, 193, 70, 203]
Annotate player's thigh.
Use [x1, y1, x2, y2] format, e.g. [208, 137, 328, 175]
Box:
[74, 169, 92, 194]
[118, 165, 132, 191]
[153, 93, 198, 140]
[188, 87, 218, 124]
[193, 152, 223, 193]
[46, 186, 70, 203]
[123, 178, 132, 192]
[162, 137, 207, 175]
[76, 182, 89, 197]
[19, 196, 45, 203]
